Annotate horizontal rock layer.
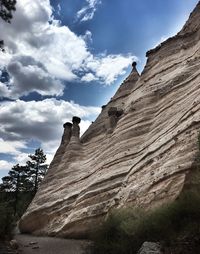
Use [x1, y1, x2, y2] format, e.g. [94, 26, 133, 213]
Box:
[20, 2, 200, 238]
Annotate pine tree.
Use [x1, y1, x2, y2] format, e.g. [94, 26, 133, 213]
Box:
[0, 0, 17, 51]
[0, 149, 48, 217]
[0, 164, 31, 215]
[27, 148, 48, 194]
[0, 0, 17, 23]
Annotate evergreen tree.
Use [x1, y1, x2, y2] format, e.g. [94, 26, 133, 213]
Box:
[0, 0, 17, 51]
[0, 40, 4, 52]
[0, 175, 13, 192]
[0, 0, 17, 23]
[0, 164, 31, 215]
[0, 148, 48, 218]
[27, 148, 48, 194]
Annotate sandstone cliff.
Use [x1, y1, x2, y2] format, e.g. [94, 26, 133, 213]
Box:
[19, 2, 200, 238]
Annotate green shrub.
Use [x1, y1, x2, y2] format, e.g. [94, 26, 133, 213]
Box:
[89, 190, 200, 254]
[16, 191, 34, 218]
[0, 202, 14, 240]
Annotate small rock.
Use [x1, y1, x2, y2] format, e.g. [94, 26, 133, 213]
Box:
[29, 242, 38, 245]
[10, 239, 19, 250]
[137, 242, 162, 254]
[32, 246, 39, 249]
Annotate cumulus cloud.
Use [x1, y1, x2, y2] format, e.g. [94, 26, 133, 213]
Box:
[13, 152, 30, 165]
[84, 54, 136, 84]
[81, 73, 97, 82]
[0, 138, 26, 154]
[0, 98, 100, 142]
[77, 0, 101, 22]
[57, 4, 61, 16]
[81, 30, 93, 44]
[0, 99, 101, 166]
[6, 56, 64, 98]
[0, 81, 9, 97]
[0, 160, 14, 171]
[0, 0, 136, 99]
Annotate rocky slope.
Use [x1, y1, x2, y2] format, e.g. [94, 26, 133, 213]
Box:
[19, 2, 200, 238]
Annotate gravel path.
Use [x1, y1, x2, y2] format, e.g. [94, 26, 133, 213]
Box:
[14, 234, 91, 254]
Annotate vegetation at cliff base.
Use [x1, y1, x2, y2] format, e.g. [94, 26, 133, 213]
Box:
[89, 190, 200, 254]
[0, 148, 48, 240]
[0, 203, 14, 239]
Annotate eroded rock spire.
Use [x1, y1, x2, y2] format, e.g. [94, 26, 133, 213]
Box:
[72, 116, 81, 138]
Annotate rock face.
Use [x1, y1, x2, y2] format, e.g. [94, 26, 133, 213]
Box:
[137, 242, 162, 254]
[19, 2, 200, 238]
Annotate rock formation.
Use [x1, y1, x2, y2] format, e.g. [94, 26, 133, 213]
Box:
[19, 2, 200, 238]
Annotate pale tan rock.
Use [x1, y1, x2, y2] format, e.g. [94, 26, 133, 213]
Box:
[19, 2, 200, 238]
[137, 242, 162, 254]
[10, 239, 19, 250]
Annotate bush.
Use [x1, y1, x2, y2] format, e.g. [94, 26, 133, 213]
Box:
[89, 190, 200, 254]
[0, 190, 34, 240]
[0, 202, 14, 240]
[15, 191, 34, 218]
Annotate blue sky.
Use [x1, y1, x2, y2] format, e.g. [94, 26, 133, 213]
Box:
[0, 0, 199, 180]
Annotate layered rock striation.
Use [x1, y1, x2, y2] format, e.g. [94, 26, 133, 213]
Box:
[20, 2, 200, 238]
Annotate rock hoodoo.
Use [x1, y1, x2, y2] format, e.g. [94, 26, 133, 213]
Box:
[71, 117, 81, 138]
[20, 2, 200, 238]
[47, 122, 72, 172]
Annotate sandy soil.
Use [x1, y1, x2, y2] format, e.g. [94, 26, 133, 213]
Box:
[14, 234, 91, 254]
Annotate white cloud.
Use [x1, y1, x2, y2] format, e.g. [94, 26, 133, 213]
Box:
[85, 54, 136, 85]
[0, 98, 101, 167]
[0, 0, 136, 99]
[0, 160, 14, 171]
[81, 30, 93, 43]
[0, 138, 26, 154]
[46, 153, 54, 165]
[6, 56, 64, 98]
[77, 0, 101, 22]
[0, 81, 9, 98]
[96, 54, 135, 84]
[0, 98, 100, 141]
[13, 152, 30, 165]
[57, 4, 61, 16]
[81, 73, 97, 82]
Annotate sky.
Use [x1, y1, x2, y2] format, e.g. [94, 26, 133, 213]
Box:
[0, 0, 199, 180]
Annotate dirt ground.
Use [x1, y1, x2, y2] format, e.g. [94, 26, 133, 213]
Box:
[14, 234, 91, 254]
